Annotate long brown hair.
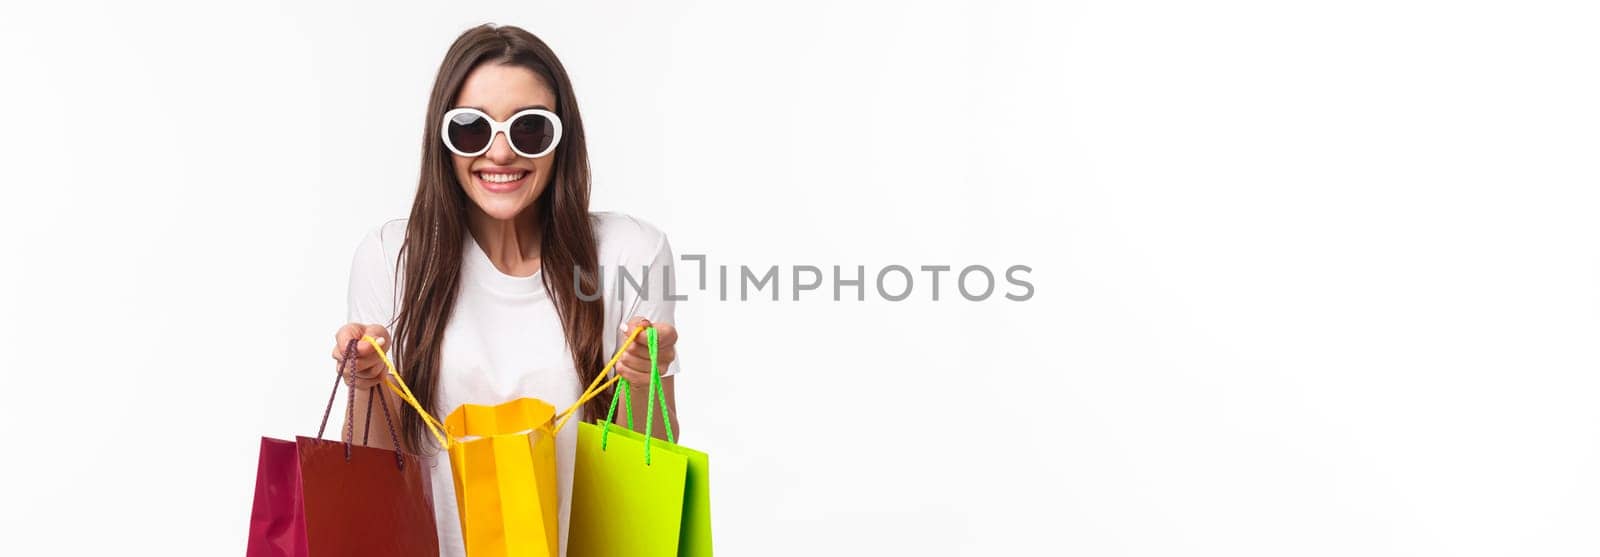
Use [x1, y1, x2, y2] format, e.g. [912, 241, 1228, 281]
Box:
[392, 24, 605, 452]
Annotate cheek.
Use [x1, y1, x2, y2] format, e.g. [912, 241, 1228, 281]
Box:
[452, 155, 475, 181]
[531, 159, 557, 188]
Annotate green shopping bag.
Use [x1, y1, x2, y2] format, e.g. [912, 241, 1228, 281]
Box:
[568, 327, 713, 557]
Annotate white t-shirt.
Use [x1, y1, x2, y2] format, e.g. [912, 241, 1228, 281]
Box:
[344, 212, 681, 557]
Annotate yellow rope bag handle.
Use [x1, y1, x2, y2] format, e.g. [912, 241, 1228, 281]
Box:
[361, 326, 646, 448]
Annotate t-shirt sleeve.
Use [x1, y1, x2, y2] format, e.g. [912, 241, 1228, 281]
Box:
[347, 226, 397, 328]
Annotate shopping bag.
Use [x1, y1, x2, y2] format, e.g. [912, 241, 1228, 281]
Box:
[580, 423, 712, 555]
[569, 327, 714, 557]
[246, 339, 440, 557]
[373, 333, 621, 557]
[444, 397, 561, 557]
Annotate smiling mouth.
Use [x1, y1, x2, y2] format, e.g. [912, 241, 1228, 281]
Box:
[475, 170, 529, 184]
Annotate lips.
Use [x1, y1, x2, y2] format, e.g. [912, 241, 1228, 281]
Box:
[473, 168, 530, 193]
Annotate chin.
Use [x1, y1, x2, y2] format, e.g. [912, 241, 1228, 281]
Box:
[472, 196, 535, 221]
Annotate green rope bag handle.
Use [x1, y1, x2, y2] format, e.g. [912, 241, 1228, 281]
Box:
[600, 326, 676, 464]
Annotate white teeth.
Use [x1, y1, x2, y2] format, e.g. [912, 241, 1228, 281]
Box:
[478, 172, 527, 184]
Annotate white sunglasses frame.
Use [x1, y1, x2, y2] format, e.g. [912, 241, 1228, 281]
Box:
[440, 107, 564, 159]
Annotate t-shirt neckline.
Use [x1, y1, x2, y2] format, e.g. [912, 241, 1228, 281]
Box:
[462, 234, 545, 297]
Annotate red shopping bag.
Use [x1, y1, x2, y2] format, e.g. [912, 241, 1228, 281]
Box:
[246, 339, 440, 556]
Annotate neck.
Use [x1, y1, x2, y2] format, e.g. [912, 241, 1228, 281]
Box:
[466, 206, 542, 277]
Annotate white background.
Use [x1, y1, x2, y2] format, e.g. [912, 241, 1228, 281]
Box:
[2, 1, 1598, 555]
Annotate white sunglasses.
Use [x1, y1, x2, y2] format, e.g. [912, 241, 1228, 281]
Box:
[440, 107, 564, 158]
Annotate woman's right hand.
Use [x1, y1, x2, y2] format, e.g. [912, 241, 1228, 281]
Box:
[332, 323, 391, 388]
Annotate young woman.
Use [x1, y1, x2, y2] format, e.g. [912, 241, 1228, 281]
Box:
[330, 24, 682, 556]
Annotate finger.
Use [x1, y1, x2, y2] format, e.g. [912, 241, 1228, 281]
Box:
[332, 342, 364, 366]
[621, 316, 652, 336]
[334, 357, 365, 382]
[624, 330, 676, 358]
[332, 323, 363, 360]
[617, 351, 662, 380]
[652, 323, 678, 347]
[630, 325, 676, 363]
[617, 348, 672, 379]
[617, 350, 650, 372]
[343, 355, 388, 386]
[352, 356, 387, 379]
[653, 346, 677, 367]
[357, 326, 388, 355]
[336, 323, 363, 342]
[614, 350, 659, 376]
[613, 357, 651, 383]
[631, 326, 661, 347]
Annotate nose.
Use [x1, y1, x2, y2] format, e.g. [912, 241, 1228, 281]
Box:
[484, 130, 517, 165]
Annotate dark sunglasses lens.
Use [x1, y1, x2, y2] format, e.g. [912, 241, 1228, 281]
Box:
[509, 113, 556, 155]
[446, 112, 492, 153]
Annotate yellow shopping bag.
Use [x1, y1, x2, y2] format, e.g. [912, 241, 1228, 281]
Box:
[444, 398, 561, 557]
[366, 329, 646, 557]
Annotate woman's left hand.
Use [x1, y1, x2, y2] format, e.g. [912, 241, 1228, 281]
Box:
[615, 316, 677, 384]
